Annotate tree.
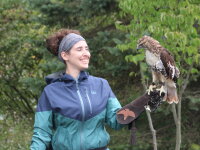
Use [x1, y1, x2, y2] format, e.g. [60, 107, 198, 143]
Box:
[0, 0, 59, 116]
[29, 0, 136, 89]
[0, 0, 133, 117]
[116, 0, 200, 149]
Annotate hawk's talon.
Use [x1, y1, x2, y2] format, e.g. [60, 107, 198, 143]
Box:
[161, 92, 165, 98]
[147, 84, 157, 95]
[156, 85, 166, 96]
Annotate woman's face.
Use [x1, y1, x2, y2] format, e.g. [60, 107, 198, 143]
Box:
[62, 40, 91, 71]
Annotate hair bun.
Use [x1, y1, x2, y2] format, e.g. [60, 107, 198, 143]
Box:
[46, 29, 81, 56]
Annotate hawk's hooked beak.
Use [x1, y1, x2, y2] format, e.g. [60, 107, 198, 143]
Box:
[136, 44, 142, 50]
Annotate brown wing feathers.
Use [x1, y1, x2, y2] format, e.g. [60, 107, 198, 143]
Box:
[138, 36, 179, 83]
[137, 35, 180, 104]
[160, 48, 177, 82]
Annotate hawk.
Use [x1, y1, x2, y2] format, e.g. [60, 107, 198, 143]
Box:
[137, 35, 180, 104]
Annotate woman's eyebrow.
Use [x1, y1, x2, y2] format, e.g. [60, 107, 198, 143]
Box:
[76, 46, 82, 49]
[76, 46, 88, 49]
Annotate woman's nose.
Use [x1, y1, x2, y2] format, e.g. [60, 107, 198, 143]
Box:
[83, 49, 91, 57]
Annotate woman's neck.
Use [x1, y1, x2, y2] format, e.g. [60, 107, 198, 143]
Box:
[66, 68, 80, 79]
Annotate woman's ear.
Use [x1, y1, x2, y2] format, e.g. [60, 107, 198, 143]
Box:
[61, 51, 69, 61]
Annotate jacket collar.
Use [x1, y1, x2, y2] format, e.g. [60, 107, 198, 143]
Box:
[45, 70, 89, 85]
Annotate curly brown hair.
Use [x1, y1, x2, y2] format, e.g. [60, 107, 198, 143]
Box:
[46, 29, 81, 56]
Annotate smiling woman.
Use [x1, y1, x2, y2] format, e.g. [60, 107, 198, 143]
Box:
[30, 29, 124, 150]
[46, 29, 91, 79]
[61, 40, 91, 78]
[30, 29, 165, 150]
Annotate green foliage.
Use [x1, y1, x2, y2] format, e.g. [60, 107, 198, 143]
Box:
[0, 112, 32, 150]
[29, 0, 118, 26]
[190, 144, 200, 150]
[116, 0, 200, 110]
[116, 0, 200, 86]
[116, 0, 200, 149]
[0, 0, 199, 149]
[0, 0, 63, 115]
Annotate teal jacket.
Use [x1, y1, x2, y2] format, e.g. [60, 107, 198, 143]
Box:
[30, 71, 123, 150]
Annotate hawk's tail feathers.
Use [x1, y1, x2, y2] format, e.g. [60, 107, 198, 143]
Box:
[166, 85, 179, 104]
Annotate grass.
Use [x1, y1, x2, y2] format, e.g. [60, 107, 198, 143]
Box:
[0, 113, 33, 150]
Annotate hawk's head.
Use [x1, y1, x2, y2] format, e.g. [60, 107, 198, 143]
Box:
[137, 35, 161, 54]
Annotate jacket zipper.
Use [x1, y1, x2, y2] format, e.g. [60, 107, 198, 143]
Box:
[85, 88, 93, 114]
[76, 80, 85, 150]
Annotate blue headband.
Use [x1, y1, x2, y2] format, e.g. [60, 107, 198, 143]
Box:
[58, 33, 85, 62]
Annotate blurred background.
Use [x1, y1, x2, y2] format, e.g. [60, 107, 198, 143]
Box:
[0, 0, 199, 149]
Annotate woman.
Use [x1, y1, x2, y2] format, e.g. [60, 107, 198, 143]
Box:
[30, 29, 163, 150]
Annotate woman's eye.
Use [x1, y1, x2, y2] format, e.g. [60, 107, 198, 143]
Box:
[85, 47, 90, 51]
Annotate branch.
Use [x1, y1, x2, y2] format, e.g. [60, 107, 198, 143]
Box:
[0, 95, 14, 113]
[137, 124, 173, 138]
[4, 79, 34, 114]
[146, 110, 157, 150]
[179, 64, 193, 99]
[171, 103, 178, 126]
[173, 63, 193, 150]
[10, 85, 34, 114]
[139, 63, 157, 150]
[3, 91, 22, 111]
[1, 91, 27, 117]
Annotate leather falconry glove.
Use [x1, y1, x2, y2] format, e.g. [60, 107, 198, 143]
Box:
[116, 88, 165, 144]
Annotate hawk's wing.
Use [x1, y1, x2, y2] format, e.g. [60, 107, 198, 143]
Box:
[160, 48, 179, 82]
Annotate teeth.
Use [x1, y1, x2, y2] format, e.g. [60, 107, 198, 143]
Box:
[81, 60, 89, 63]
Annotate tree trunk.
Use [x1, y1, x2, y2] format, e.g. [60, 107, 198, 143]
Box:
[140, 63, 158, 150]
[172, 65, 191, 150]
[172, 103, 181, 150]
[146, 110, 157, 150]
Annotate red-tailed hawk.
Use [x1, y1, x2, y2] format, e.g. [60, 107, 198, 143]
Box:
[137, 35, 180, 104]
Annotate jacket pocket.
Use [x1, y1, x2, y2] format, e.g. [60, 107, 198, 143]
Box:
[98, 128, 110, 147]
[52, 127, 70, 150]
